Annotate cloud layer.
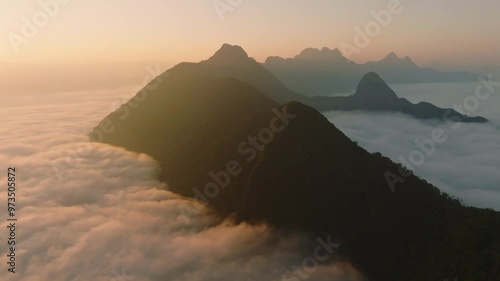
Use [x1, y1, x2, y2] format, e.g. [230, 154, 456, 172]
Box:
[0, 88, 363, 281]
[326, 81, 500, 210]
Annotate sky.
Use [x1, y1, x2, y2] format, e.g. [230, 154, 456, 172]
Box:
[1, 3, 499, 278]
[1, 0, 499, 69]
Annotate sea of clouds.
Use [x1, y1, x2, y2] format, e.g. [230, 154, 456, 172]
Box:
[0, 88, 363, 281]
[326, 81, 500, 210]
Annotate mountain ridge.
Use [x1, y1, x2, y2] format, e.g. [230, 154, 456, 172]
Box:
[175, 44, 487, 123]
[264, 47, 479, 96]
[308, 71, 488, 123]
[91, 44, 499, 281]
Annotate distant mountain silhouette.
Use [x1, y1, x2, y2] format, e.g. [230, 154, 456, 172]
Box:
[166, 43, 303, 103]
[92, 44, 499, 281]
[264, 47, 478, 96]
[165, 44, 487, 123]
[293, 47, 351, 63]
[308, 72, 488, 123]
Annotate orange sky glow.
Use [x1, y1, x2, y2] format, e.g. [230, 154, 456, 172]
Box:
[0, 0, 499, 71]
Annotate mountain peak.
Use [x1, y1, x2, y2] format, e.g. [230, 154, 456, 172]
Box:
[322, 47, 344, 57]
[296, 47, 346, 61]
[379, 52, 416, 66]
[382, 52, 400, 61]
[402, 55, 415, 64]
[297, 48, 321, 57]
[361, 71, 382, 80]
[354, 72, 398, 100]
[208, 43, 250, 64]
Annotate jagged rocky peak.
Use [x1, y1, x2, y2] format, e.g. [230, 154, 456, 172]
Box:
[321, 47, 343, 55]
[402, 55, 415, 64]
[354, 72, 399, 100]
[297, 47, 321, 57]
[207, 43, 250, 64]
[295, 47, 346, 61]
[383, 52, 399, 61]
[264, 56, 285, 64]
[380, 52, 416, 65]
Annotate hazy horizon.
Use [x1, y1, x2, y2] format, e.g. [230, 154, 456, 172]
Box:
[1, 0, 499, 72]
[3, 2, 500, 280]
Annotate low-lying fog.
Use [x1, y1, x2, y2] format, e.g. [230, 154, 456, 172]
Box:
[326, 81, 500, 210]
[2, 79, 497, 280]
[0, 88, 363, 281]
